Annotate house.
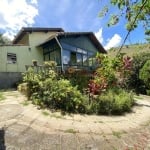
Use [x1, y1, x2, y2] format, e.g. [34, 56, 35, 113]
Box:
[0, 27, 106, 89]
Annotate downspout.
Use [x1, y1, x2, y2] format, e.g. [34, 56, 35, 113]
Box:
[55, 37, 64, 72]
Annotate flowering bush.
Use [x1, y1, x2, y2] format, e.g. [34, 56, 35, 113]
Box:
[88, 53, 133, 99]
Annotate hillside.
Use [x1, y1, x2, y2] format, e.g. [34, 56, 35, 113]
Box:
[108, 43, 150, 58]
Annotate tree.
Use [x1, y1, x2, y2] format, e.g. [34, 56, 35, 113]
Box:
[0, 33, 11, 45]
[99, 0, 150, 42]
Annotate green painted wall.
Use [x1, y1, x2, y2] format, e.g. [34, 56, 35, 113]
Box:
[59, 35, 98, 52]
[28, 32, 58, 65]
[29, 32, 57, 46]
[0, 45, 42, 72]
[0, 32, 57, 72]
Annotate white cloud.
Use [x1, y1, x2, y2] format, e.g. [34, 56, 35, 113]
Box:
[95, 28, 103, 43]
[104, 34, 122, 50]
[30, 0, 38, 5]
[0, 0, 38, 40]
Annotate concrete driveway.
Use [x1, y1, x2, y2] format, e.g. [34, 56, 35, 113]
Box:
[0, 91, 150, 150]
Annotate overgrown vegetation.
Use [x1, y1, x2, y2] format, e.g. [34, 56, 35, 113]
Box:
[126, 52, 150, 94]
[96, 88, 134, 115]
[18, 62, 86, 113]
[18, 53, 135, 115]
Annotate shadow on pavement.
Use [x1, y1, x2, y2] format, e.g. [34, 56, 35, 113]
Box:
[0, 128, 5, 150]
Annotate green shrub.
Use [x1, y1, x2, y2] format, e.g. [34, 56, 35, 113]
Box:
[139, 60, 150, 95]
[127, 52, 150, 94]
[37, 78, 86, 113]
[88, 53, 133, 99]
[20, 60, 135, 115]
[96, 88, 134, 115]
[63, 71, 91, 92]
[21, 67, 87, 113]
[18, 83, 30, 98]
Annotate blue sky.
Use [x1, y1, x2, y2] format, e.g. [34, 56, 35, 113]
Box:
[0, 0, 146, 50]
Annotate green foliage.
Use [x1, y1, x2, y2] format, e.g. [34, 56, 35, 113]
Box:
[19, 56, 135, 115]
[99, 0, 150, 41]
[44, 61, 57, 69]
[21, 67, 86, 113]
[107, 15, 119, 27]
[88, 53, 132, 97]
[127, 52, 150, 94]
[139, 60, 150, 95]
[21, 101, 29, 106]
[0, 92, 5, 101]
[42, 111, 49, 116]
[98, 6, 108, 17]
[88, 54, 116, 95]
[64, 129, 78, 134]
[112, 131, 122, 138]
[18, 83, 30, 98]
[40, 78, 86, 113]
[96, 88, 134, 115]
[64, 71, 91, 92]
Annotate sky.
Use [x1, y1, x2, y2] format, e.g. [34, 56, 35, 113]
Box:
[0, 0, 147, 50]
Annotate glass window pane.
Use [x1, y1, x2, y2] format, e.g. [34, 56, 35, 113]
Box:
[88, 52, 94, 66]
[43, 47, 49, 53]
[77, 53, 82, 66]
[44, 54, 49, 61]
[56, 50, 61, 65]
[83, 55, 88, 66]
[50, 51, 55, 61]
[70, 52, 77, 65]
[77, 48, 82, 53]
[82, 50, 87, 55]
[61, 42, 76, 52]
[63, 50, 70, 65]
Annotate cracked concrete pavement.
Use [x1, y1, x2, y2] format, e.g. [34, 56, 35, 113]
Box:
[0, 91, 150, 150]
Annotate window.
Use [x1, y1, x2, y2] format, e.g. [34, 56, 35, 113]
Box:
[63, 50, 70, 65]
[7, 53, 17, 64]
[88, 52, 94, 66]
[70, 52, 77, 65]
[43, 40, 61, 65]
[50, 51, 55, 61]
[61, 42, 76, 52]
[44, 54, 49, 61]
[83, 54, 88, 66]
[77, 53, 82, 65]
[61, 42, 97, 67]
